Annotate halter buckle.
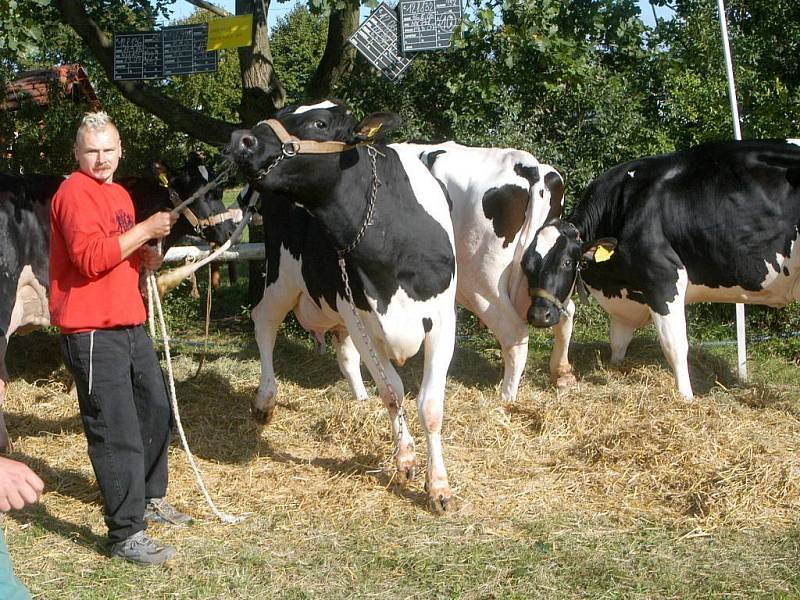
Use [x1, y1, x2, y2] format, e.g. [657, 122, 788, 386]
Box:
[282, 140, 300, 158]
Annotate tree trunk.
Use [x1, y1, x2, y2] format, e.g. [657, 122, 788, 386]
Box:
[234, 1, 286, 305]
[237, 0, 286, 126]
[305, 0, 360, 100]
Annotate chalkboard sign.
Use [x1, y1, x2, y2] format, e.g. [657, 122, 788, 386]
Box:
[348, 3, 414, 82]
[113, 24, 218, 81]
[114, 32, 162, 81]
[399, 0, 462, 53]
[162, 25, 218, 76]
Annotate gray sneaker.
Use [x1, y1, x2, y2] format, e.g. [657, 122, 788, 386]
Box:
[110, 531, 176, 566]
[144, 497, 192, 525]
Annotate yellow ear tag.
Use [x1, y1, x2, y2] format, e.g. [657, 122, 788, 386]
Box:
[594, 245, 614, 262]
[158, 172, 170, 188]
[365, 123, 383, 140]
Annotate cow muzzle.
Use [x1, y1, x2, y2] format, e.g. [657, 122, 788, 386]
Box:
[528, 289, 567, 328]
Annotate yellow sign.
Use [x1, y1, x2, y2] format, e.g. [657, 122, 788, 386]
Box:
[207, 14, 253, 51]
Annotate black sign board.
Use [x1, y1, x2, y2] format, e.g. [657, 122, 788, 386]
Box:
[348, 3, 414, 82]
[162, 25, 218, 76]
[399, 0, 462, 53]
[113, 32, 162, 81]
[113, 24, 218, 81]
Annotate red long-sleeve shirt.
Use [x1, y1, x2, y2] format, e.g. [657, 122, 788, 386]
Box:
[50, 170, 144, 333]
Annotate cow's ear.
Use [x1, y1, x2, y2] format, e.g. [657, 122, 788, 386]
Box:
[582, 238, 617, 263]
[349, 112, 402, 143]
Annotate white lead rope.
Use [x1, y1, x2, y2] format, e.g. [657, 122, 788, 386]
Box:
[145, 241, 249, 524]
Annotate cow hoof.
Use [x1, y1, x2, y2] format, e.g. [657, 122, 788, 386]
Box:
[554, 372, 577, 389]
[395, 463, 417, 485]
[428, 493, 455, 515]
[250, 405, 274, 425]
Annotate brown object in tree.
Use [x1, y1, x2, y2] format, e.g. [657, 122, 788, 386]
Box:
[2, 63, 101, 111]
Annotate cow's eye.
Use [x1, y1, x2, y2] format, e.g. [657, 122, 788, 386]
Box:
[314, 120, 327, 129]
[563, 258, 572, 269]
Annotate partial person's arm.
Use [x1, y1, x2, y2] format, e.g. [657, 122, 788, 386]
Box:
[0, 457, 44, 512]
[52, 184, 176, 277]
[118, 211, 177, 260]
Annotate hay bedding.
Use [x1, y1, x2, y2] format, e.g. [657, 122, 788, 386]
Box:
[3, 340, 800, 558]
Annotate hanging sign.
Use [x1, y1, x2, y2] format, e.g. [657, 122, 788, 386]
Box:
[398, 0, 463, 53]
[113, 32, 163, 81]
[207, 14, 254, 50]
[113, 24, 218, 81]
[348, 3, 414, 82]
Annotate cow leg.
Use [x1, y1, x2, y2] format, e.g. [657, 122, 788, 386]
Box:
[417, 308, 456, 514]
[331, 330, 369, 401]
[210, 264, 222, 289]
[251, 285, 300, 424]
[609, 316, 638, 364]
[227, 262, 239, 285]
[592, 292, 651, 364]
[471, 304, 529, 401]
[550, 298, 577, 389]
[0, 340, 9, 453]
[341, 314, 417, 484]
[648, 269, 693, 399]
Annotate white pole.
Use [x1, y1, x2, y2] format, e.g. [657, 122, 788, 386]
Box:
[716, 0, 747, 381]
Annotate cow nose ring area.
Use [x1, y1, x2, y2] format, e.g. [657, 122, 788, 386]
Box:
[239, 134, 257, 151]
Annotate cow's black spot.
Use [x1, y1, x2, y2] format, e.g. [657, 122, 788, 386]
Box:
[422, 317, 432, 332]
[514, 163, 539, 186]
[422, 149, 446, 170]
[544, 171, 565, 221]
[784, 266, 790, 276]
[482, 184, 529, 248]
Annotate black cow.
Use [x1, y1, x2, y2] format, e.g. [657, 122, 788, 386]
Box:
[524, 139, 800, 398]
[0, 154, 235, 451]
[228, 100, 458, 513]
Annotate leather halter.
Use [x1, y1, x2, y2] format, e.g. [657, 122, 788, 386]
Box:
[158, 173, 234, 234]
[255, 118, 357, 156]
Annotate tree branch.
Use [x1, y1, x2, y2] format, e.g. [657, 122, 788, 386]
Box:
[305, 0, 359, 100]
[183, 0, 231, 18]
[52, 0, 237, 146]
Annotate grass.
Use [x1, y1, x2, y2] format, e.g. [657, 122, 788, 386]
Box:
[4, 275, 800, 599]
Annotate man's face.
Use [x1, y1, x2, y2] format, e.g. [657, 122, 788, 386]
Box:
[74, 126, 122, 184]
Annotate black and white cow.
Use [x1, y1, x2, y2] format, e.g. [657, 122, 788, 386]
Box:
[238, 141, 573, 405]
[400, 142, 573, 399]
[227, 100, 458, 513]
[525, 139, 800, 398]
[0, 155, 235, 451]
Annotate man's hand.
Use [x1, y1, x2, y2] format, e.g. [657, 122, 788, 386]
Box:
[0, 457, 44, 512]
[143, 210, 179, 240]
[139, 244, 164, 272]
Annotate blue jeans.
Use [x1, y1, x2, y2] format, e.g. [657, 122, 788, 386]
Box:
[60, 325, 172, 543]
[0, 527, 31, 600]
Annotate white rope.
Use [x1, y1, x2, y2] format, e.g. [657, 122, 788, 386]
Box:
[144, 240, 250, 524]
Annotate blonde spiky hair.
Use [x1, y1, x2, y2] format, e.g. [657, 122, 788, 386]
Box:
[75, 111, 117, 143]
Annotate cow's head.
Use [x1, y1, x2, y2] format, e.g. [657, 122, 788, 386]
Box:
[156, 153, 236, 246]
[522, 218, 617, 327]
[226, 100, 401, 200]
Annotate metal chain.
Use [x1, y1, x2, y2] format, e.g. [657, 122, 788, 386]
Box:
[336, 146, 407, 439]
[337, 145, 380, 258]
[338, 257, 406, 427]
[252, 152, 285, 182]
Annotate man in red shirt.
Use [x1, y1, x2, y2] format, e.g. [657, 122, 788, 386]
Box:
[50, 112, 190, 566]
